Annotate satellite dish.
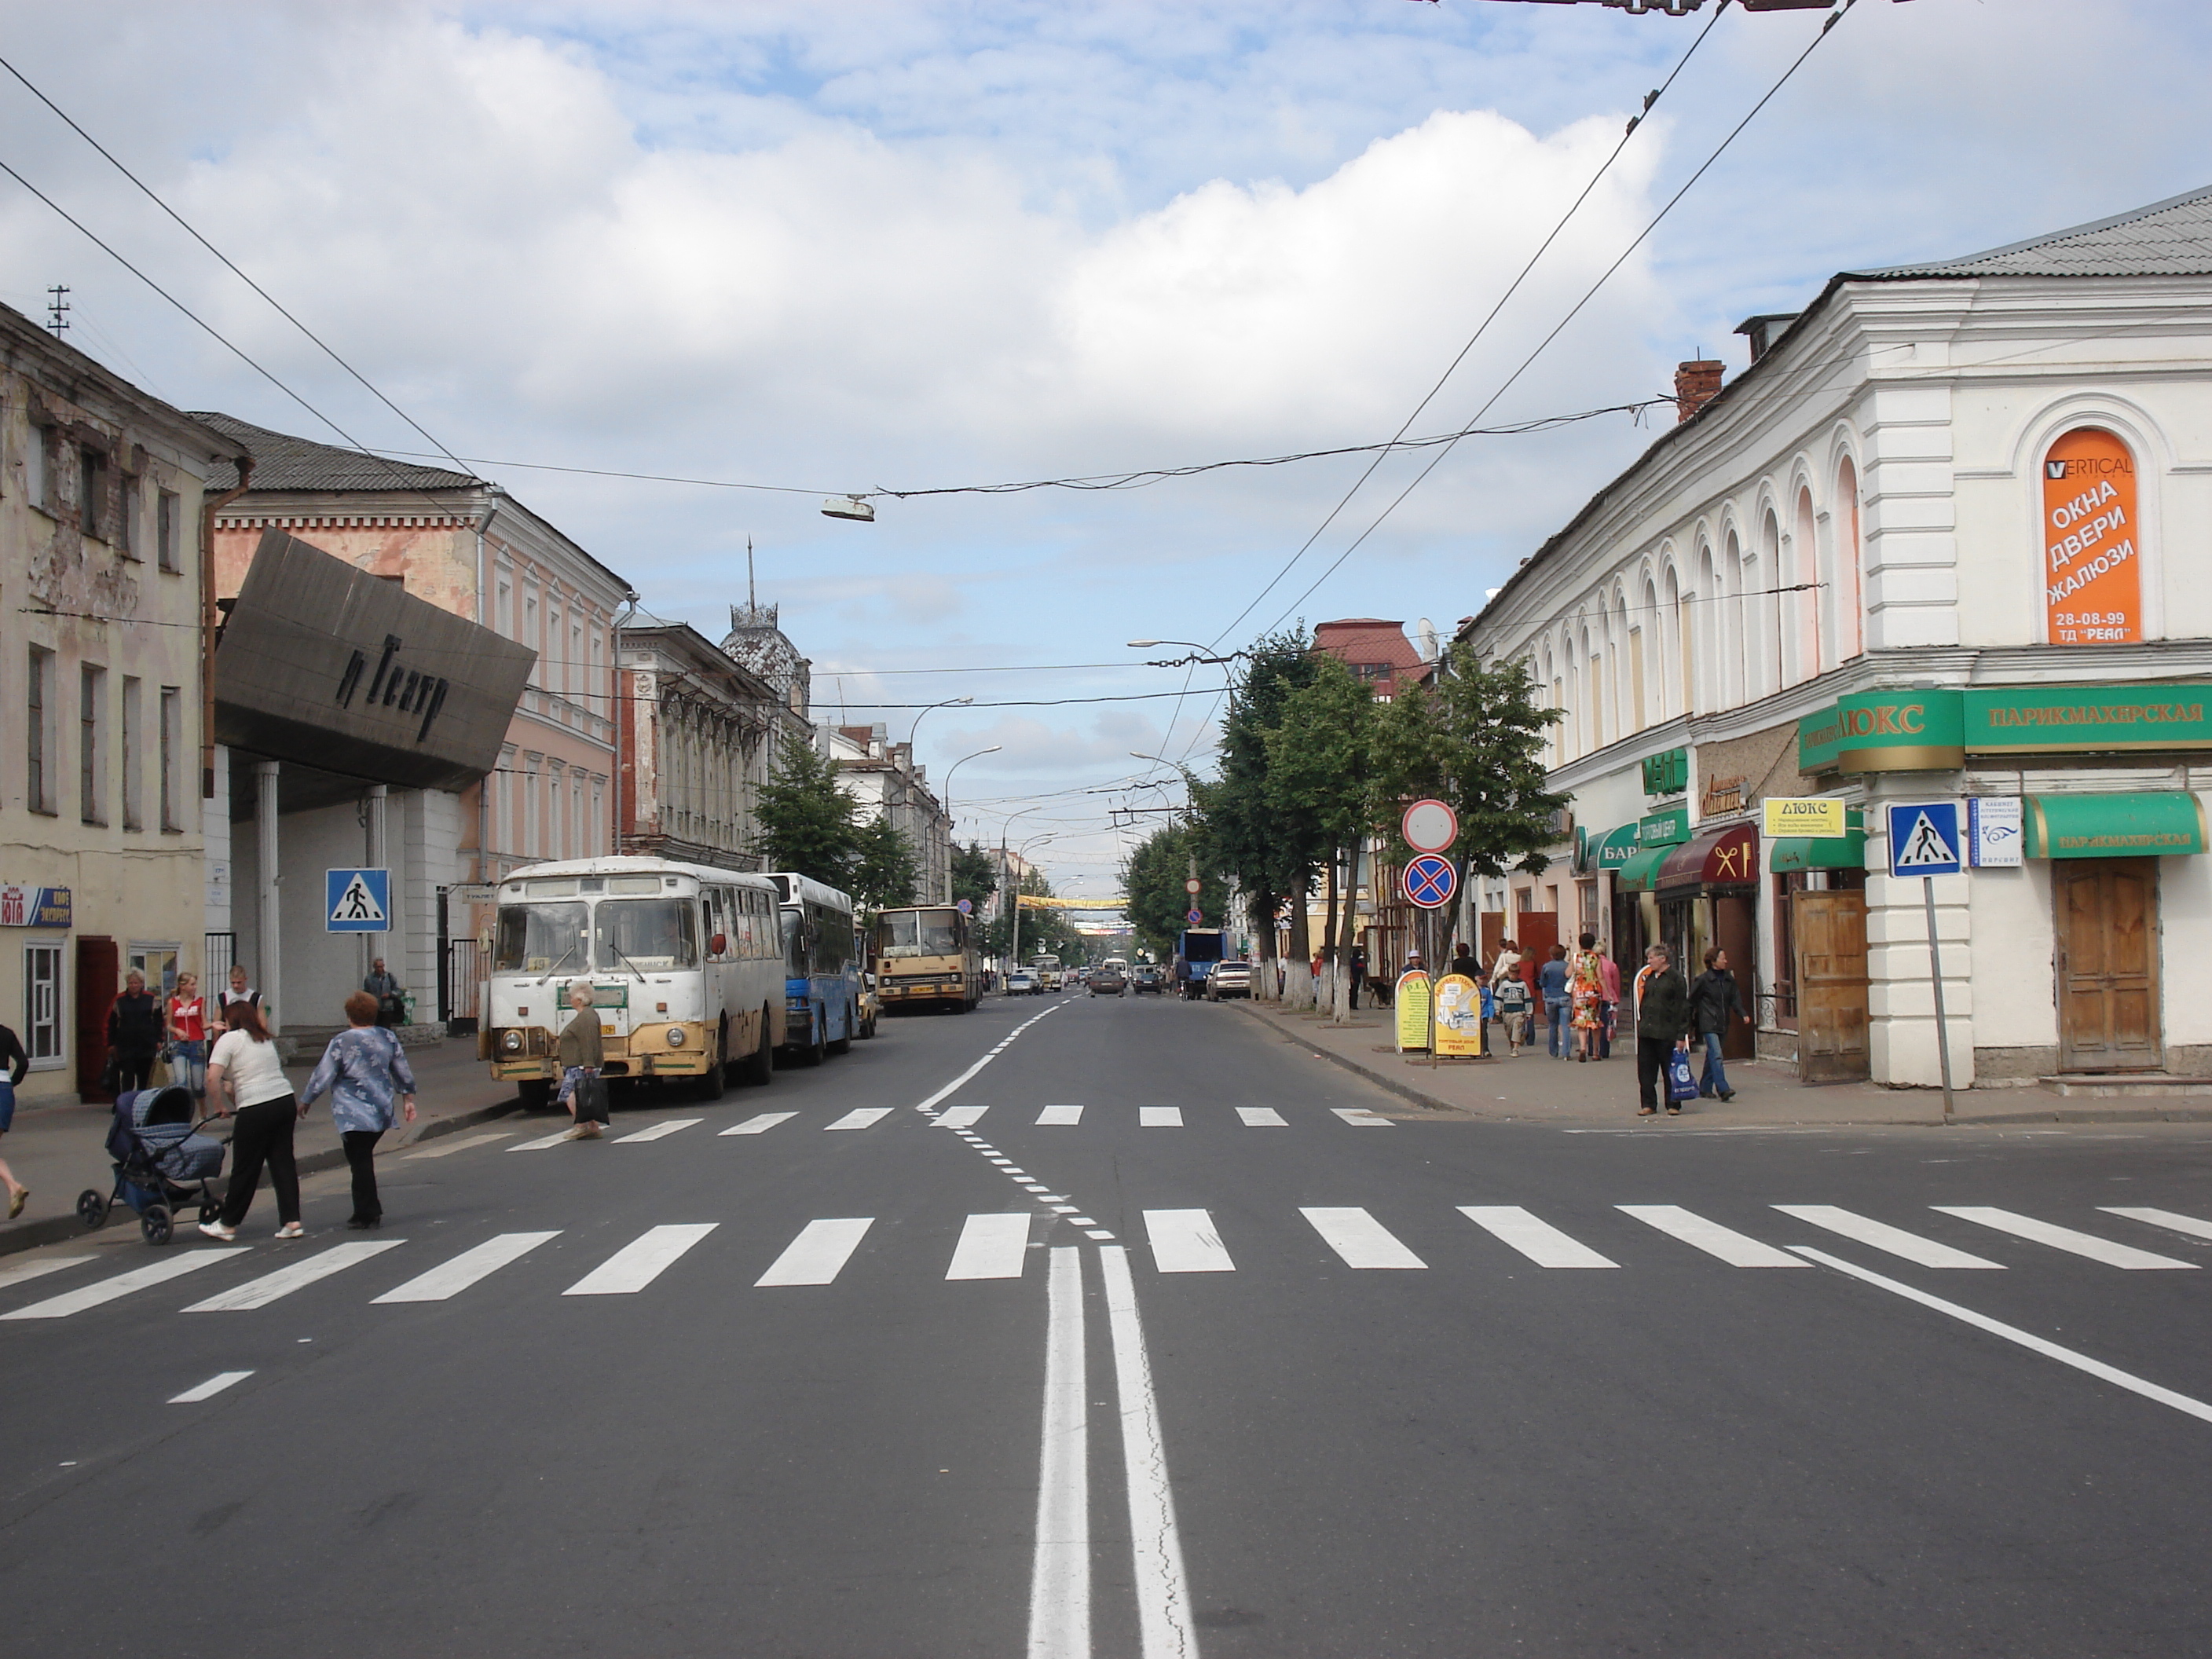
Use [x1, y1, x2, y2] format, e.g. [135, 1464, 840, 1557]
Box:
[1416, 617, 1440, 663]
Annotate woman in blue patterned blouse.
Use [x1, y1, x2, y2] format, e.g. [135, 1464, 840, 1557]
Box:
[302, 991, 419, 1230]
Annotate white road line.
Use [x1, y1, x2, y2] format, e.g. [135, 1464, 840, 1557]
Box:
[170, 1370, 254, 1404]
[401, 1131, 515, 1159]
[1036, 1104, 1084, 1126]
[1302, 1207, 1427, 1269]
[1137, 1107, 1183, 1128]
[1617, 1205, 1807, 1268]
[562, 1224, 718, 1296]
[1236, 1106, 1287, 1126]
[1331, 1108, 1392, 1127]
[1027, 1247, 1089, 1659]
[720, 1111, 798, 1137]
[1458, 1206, 1619, 1269]
[939, 1106, 991, 1129]
[1144, 1208, 1235, 1274]
[184, 1240, 406, 1312]
[1933, 1206, 2198, 1269]
[2101, 1205, 2212, 1243]
[914, 1001, 1067, 1115]
[508, 1129, 574, 1152]
[2, 1249, 246, 1320]
[756, 1218, 874, 1287]
[614, 1118, 703, 1143]
[824, 1108, 894, 1132]
[373, 1232, 562, 1303]
[947, 1214, 1033, 1280]
[1774, 1205, 2005, 1269]
[1795, 1246, 2212, 1426]
[0, 1254, 95, 1291]
[1099, 1246, 1195, 1659]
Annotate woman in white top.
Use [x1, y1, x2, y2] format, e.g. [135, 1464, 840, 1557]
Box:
[199, 997, 304, 1241]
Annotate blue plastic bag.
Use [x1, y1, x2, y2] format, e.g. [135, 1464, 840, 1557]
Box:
[1666, 1047, 1698, 1104]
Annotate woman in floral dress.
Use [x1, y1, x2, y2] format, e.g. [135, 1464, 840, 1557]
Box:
[1569, 932, 1607, 1062]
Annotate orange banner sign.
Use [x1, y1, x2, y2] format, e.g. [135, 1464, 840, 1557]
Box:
[2043, 427, 2140, 644]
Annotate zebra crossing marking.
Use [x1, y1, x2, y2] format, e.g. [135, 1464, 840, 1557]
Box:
[947, 1214, 1032, 1280]
[508, 1128, 575, 1152]
[563, 1223, 718, 1295]
[1302, 1207, 1426, 1270]
[1774, 1205, 2004, 1269]
[1935, 1207, 2197, 1269]
[170, 1370, 254, 1404]
[402, 1131, 515, 1159]
[720, 1111, 797, 1136]
[2, 1249, 246, 1320]
[1458, 1206, 1619, 1269]
[0, 1254, 95, 1291]
[756, 1218, 874, 1287]
[183, 1241, 406, 1312]
[825, 1108, 895, 1132]
[1617, 1205, 1807, 1268]
[373, 1232, 561, 1303]
[938, 1106, 991, 1129]
[1144, 1209, 1234, 1274]
[1036, 1104, 1084, 1126]
[1138, 1108, 1183, 1128]
[1331, 1108, 1391, 1127]
[1236, 1107, 1287, 1127]
[2100, 1206, 2212, 1243]
[614, 1119, 702, 1144]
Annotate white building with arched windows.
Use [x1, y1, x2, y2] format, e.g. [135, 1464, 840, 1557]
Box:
[1463, 185, 2212, 1093]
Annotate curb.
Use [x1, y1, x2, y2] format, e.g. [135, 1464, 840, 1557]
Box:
[0, 1094, 523, 1262]
[1230, 1002, 1464, 1115]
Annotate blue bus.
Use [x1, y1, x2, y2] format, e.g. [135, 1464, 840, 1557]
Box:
[767, 872, 861, 1064]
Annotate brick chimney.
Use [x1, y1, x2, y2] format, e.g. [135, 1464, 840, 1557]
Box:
[1674, 358, 1724, 423]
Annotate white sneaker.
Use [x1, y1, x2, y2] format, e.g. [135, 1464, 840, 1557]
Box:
[198, 1220, 236, 1242]
[559, 1125, 587, 1141]
[274, 1221, 304, 1240]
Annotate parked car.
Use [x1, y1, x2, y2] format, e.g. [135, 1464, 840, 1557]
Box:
[1089, 966, 1126, 996]
[1005, 970, 1041, 996]
[1131, 964, 1165, 995]
[858, 974, 882, 1038]
[1207, 961, 1254, 1001]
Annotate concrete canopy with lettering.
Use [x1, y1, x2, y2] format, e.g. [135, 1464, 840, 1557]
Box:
[215, 529, 536, 793]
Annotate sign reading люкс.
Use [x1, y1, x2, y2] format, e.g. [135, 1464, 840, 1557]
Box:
[1763, 797, 1848, 838]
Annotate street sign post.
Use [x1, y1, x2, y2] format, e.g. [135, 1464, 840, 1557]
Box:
[326, 868, 390, 933]
[1184, 877, 1203, 895]
[1402, 799, 1458, 855]
[1401, 855, 1456, 910]
[956, 899, 972, 915]
[1186, 907, 1203, 925]
[1885, 802, 1962, 1119]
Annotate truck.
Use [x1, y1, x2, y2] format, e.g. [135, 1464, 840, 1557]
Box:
[1176, 928, 1227, 999]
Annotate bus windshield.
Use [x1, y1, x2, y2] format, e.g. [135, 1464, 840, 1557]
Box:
[596, 898, 698, 971]
[493, 903, 588, 975]
[877, 909, 961, 958]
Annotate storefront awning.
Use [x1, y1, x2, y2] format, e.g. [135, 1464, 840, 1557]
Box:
[1591, 824, 1643, 871]
[2023, 791, 2207, 859]
[1613, 848, 1668, 892]
[1657, 822, 1760, 892]
[1770, 808, 1866, 873]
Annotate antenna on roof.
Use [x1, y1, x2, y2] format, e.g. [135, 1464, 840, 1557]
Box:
[747, 536, 756, 610]
[45, 285, 68, 335]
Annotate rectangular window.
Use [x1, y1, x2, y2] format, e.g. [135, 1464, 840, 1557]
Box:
[79, 662, 107, 826]
[119, 474, 141, 559]
[156, 489, 181, 572]
[79, 446, 105, 540]
[548, 606, 563, 697]
[26, 646, 53, 815]
[159, 687, 181, 830]
[24, 943, 63, 1065]
[29, 425, 58, 515]
[497, 581, 512, 638]
[120, 675, 142, 830]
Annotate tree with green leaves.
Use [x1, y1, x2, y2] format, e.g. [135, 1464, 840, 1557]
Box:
[1264, 654, 1379, 1022]
[1122, 821, 1228, 963]
[849, 816, 918, 915]
[950, 841, 997, 911]
[752, 735, 861, 888]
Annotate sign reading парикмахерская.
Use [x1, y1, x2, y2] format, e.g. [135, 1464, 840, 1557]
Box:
[1800, 685, 2212, 773]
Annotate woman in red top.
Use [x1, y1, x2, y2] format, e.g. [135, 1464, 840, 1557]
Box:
[167, 971, 209, 1101]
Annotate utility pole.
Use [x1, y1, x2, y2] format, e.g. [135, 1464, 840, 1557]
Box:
[45, 286, 68, 335]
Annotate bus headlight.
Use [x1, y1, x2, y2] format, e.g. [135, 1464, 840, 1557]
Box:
[501, 1030, 522, 1053]
[665, 1027, 687, 1047]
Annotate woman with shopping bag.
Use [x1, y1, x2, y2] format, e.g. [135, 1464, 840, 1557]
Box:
[1632, 944, 1695, 1117]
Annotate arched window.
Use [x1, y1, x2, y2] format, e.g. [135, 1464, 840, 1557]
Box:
[1661, 564, 1685, 720]
[1694, 546, 1719, 714]
[1790, 487, 1821, 683]
[1836, 455, 1864, 658]
[1756, 509, 1781, 697]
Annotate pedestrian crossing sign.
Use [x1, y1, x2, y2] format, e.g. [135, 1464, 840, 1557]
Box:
[1885, 803, 1962, 878]
[326, 867, 391, 932]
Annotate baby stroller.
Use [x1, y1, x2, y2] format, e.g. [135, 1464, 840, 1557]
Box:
[76, 1085, 227, 1246]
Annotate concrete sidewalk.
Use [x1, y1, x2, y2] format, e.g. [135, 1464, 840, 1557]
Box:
[1231, 999, 2212, 1129]
[0, 1035, 523, 1258]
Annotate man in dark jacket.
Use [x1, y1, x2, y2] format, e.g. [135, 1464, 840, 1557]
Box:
[1632, 944, 1693, 1116]
[106, 969, 164, 1093]
[1347, 946, 1367, 1010]
[1689, 947, 1752, 1101]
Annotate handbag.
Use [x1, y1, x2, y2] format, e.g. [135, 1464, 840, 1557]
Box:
[573, 1072, 611, 1126]
[1666, 1046, 1699, 1104]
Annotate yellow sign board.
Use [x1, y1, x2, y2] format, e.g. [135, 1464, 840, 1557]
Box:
[1763, 797, 1848, 838]
[1434, 973, 1482, 1057]
[1395, 970, 1432, 1052]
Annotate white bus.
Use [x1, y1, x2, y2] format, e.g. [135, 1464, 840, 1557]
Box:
[483, 855, 786, 1108]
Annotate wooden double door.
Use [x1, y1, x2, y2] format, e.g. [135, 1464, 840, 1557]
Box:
[1793, 892, 1869, 1083]
[2054, 858, 2161, 1073]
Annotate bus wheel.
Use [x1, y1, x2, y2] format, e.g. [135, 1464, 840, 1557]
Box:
[739, 1009, 774, 1086]
[800, 1008, 827, 1067]
[696, 1021, 729, 1102]
[828, 1002, 853, 1057]
[518, 1078, 555, 1112]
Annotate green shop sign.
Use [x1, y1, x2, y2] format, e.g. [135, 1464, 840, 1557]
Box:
[1641, 747, 1688, 797]
[1591, 824, 1644, 870]
[1639, 804, 1690, 848]
[1800, 683, 2212, 775]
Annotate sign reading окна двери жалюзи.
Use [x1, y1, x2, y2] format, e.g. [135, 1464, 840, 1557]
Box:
[2045, 427, 2140, 646]
[1800, 684, 2212, 774]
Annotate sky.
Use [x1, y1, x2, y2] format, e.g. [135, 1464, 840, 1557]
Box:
[2, 0, 2208, 894]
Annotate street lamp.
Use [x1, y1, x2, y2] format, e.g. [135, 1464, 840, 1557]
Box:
[1130, 638, 1247, 665]
[1009, 830, 1060, 972]
[908, 694, 974, 750]
[942, 744, 1002, 838]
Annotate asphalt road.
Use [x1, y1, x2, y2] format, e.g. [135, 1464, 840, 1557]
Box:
[5, 990, 2212, 1657]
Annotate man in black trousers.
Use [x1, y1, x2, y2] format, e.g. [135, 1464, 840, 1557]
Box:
[1632, 944, 1694, 1117]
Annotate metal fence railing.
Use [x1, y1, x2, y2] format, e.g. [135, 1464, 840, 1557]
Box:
[443, 939, 482, 1031]
[202, 932, 236, 982]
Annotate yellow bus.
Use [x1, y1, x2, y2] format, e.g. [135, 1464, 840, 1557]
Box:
[872, 905, 980, 1014]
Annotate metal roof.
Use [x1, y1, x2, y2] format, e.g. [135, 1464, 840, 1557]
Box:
[1851, 183, 2212, 280]
[192, 412, 482, 493]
